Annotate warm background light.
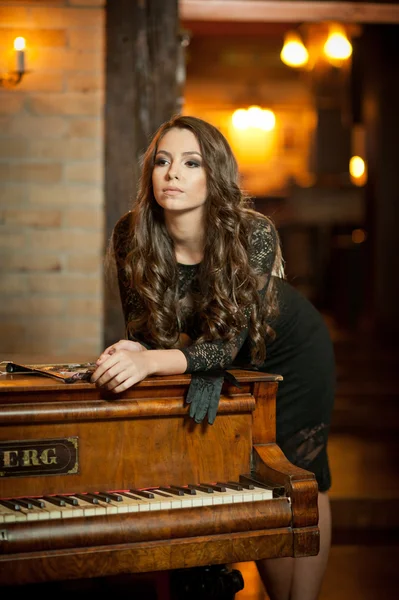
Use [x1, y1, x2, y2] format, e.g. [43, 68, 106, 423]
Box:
[232, 106, 276, 131]
[352, 228, 367, 244]
[350, 155, 367, 186]
[232, 108, 249, 130]
[280, 31, 309, 68]
[13, 36, 25, 51]
[324, 26, 352, 61]
[350, 156, 365, 178]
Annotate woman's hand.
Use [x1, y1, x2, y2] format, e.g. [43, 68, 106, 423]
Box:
[91, 341, 150, 393]
[96, 339, 146, 366]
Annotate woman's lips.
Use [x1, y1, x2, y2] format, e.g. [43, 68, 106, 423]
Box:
[163, 187, 183, 194]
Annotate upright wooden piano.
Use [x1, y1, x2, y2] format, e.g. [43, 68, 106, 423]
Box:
[0, 368, 319, 591]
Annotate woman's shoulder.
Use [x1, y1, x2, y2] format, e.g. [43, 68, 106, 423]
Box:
[247, 211, 277, 251]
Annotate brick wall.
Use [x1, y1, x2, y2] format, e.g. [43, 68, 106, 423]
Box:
[0, 0, 105, 359]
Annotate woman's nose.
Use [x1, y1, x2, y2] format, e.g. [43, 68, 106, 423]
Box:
[167, 164, 179, 179]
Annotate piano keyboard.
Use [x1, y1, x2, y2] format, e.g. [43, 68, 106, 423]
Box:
[0, 481, 277, 523]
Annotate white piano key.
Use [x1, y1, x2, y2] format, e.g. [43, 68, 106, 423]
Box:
[150, 491, 172, 510]
[0, 504, 27, 523]
[18, 505, 50, 522]
[254, 486, 274, 501]
[119, 493, 155, 512]
[97, 499, 119, 515]
[39, 499, 77, 519]
[181, 497, 194, 508]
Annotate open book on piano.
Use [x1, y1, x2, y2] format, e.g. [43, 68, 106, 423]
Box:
[0, 368, 319, 588]
[2, 360, 96, 383]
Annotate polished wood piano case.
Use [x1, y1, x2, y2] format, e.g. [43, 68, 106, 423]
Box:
[0, 369, 319, 587]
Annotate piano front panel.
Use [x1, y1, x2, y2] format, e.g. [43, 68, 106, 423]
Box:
[0, 397, 255, 498]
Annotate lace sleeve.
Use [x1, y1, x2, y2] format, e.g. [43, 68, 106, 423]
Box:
[180, 220, 277, 373]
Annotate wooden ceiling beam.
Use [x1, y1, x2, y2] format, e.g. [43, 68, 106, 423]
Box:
[179, 1, 399, 24]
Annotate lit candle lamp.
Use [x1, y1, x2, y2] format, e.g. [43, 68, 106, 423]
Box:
[14, 37, 26, 73]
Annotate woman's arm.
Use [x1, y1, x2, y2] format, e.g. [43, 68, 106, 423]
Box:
[181, 219, 277, 373]
[91, 346, 187, 393]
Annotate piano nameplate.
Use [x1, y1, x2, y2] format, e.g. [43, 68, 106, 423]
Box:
[0, 437, 79, 478]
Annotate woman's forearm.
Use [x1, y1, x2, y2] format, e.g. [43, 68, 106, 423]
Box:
[146, 349, 188, 376]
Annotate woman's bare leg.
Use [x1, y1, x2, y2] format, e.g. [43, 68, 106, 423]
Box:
[256, 492, 332, 600]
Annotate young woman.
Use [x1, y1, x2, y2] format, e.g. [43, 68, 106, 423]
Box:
[91, 115, 335, 600]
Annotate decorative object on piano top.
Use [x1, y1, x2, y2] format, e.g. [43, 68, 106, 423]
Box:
[2, 361, 96, 383]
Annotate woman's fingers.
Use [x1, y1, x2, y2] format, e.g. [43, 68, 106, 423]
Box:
[97, 367, 131, 391]
[96, 344, 118, 365]
[107, 376, 137, 394]
[91, 350, 148, 391]
[96, 340, 145, 365]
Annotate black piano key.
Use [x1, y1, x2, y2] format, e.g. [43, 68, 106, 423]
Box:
[200, 482, 226, 492]
[169, 485, 197, 495]
[151, 489, 174, 498]
[237, 482, 255, 490]
[119, 492, 143, 501]
[43, 496, 66, 507]
[74, 493, 99, 505]
[91, 493, 111, 503]
[239, 474, 285, 497]
[217, 481, 243, 491]
[129, 489, 155, 499]
[158, 486, 184, 496]
[55, 495, 79, 506]
[98, 491, 123, 502]
[0, 499, 21, 511]
[25, 497, 45, 509]
[188, 484, 213, 494]
[16, 498, 33, 509]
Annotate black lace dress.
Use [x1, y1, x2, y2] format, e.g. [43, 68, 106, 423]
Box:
[114, 212, 335, 492]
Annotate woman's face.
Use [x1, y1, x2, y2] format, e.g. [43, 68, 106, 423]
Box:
[152, 127, 207, 215]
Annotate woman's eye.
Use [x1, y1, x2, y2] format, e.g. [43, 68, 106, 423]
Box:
[154, 158, 168, 166]
[185, 160, 201, 168]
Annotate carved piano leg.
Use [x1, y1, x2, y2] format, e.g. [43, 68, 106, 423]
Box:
[169, 565, 244, 599]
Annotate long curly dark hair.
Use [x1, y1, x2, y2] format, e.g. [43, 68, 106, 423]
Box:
[113, 115, 284, 363]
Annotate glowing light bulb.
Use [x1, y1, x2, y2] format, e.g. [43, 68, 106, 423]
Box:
[259, 109, 276, 131]
[280, 31, 308, 68]
[14, 37, 26, 51]
[232, 109, 249, 130]
[350, 156, 365, 178]
[324, 29, 352, 60]
[247, 106, 263, 127]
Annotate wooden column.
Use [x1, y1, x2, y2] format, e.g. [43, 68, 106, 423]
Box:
[362, 24, 399, 339]
[104, 0, 179, 346]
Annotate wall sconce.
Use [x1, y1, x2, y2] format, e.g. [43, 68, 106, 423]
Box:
[0, 37, 27, 87]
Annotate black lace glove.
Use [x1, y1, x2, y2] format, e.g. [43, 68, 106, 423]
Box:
[185, 369, 242, 425]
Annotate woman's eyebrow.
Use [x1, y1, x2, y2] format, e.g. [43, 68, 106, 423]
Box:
[156, 150, 202, 158]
